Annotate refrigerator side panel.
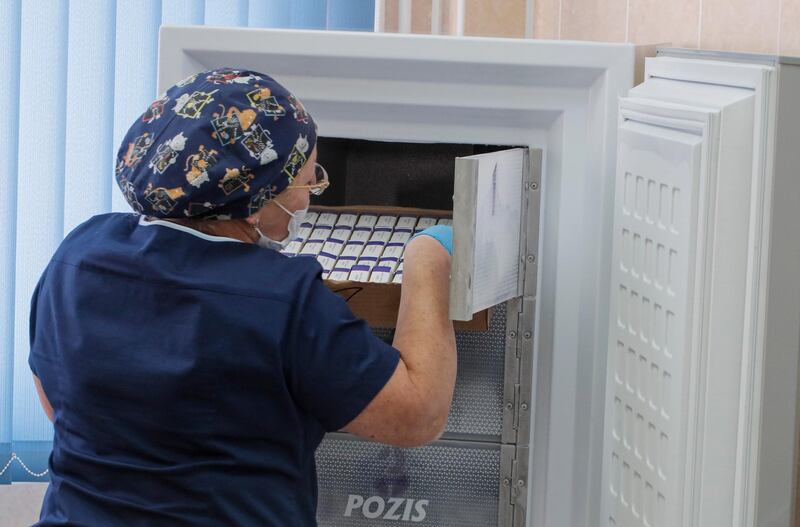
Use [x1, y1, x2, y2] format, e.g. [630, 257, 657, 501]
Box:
[755, 63, 800, 527]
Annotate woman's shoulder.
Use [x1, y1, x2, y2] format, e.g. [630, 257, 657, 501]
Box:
[63, 212, 139, 241]
[54, 212, 325, 303]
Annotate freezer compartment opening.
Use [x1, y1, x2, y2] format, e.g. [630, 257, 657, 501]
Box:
[285, 137, 531, 332]
[312, 137, 520, 210]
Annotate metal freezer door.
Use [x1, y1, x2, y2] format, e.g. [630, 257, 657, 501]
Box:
[450, 148, 528, 321]
[372, 304, 509, 442]
[316, 433, 507, 527]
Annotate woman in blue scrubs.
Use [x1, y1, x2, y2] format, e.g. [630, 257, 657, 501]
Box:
[28, 68, 456, 526]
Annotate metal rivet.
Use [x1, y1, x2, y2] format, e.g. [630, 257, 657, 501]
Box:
[517, 479, 525, 487]
[526, 254, 535, 263]
[505, 402, 513, 410]
[509, 331, 517, 339]
[530, 182, 538, 190]
[520, 403, 528, 411]
[523, 331, 532, 339]
[503, 478, 511, 486]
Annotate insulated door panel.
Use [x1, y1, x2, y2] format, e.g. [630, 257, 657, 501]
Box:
[450, 148, 527, 320]
[603, 104, 713, 527]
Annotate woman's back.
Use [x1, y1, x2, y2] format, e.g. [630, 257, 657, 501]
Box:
[29, 213, 399, 526]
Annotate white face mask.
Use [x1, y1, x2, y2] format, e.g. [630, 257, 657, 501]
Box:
[253, 200, 308, 250]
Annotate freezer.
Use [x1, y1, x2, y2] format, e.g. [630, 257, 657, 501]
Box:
[316, 434, 505, 526]
[157, 28, 800, 527]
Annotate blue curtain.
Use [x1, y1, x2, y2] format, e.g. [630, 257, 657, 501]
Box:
[0, 0, 374, 484]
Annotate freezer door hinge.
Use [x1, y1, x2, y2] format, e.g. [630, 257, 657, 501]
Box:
[512, 383, 521, 431]
[499, 444, 516, 525]
[516, 297, 534, 446]
[503, 298, 524, 444]
[500, 445, 529, 527]
[503, 295, 535, 445]
[519, 149, 541, 301]
[510, 446, 529, 527]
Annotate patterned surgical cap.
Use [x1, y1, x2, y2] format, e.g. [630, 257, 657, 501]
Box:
[114, 67, 317, 219]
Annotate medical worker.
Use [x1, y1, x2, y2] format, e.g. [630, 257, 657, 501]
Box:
[28, 68, 456, 526]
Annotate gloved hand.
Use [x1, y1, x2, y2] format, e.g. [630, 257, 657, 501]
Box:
[411, 225, 452, 256]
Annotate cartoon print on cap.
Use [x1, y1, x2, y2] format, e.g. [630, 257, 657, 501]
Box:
[240, 124, 278, 166]
[247, 184, 278, 216]
[207, 69, 263, 85]
[149, 132, 187, 175]
[144, 183, 186, 215]
[246, 86, 286, 118]
[114, 67, 317, 219]
[282, 134, 310, 182]
[174, 89, 219, 119]
[175, 73, 199, 87]
[183, 201, 215, 217]
[288, 95, 310, 124]
[184, 145, 218, 188]
[218, 166, 255, 195]
[122, 132, 153, 169]
[118, 176, 143, 213]
[210, 105, 257, 147]
[142, 95, 170, 124]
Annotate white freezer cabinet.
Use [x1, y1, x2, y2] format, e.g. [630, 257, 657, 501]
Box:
[158, 26, 800, 527]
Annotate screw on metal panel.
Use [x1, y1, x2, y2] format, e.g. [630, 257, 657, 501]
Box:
[517, 479, 525, 488]
[505, 402, 513, 410]
[526, 254, 535, 263]
[509, 331, 517, 339]
[530, 182, 538, 190]
[523, 331, 532, 339]
[503, 478, 511, 486]
[520, 403, 528, 411]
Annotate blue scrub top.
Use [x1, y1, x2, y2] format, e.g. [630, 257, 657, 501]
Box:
[28, 213, 400, 526]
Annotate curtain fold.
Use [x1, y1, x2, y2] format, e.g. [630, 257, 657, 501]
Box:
[327, 0, 375, 31]
[12, 3, 70, 479]
[1, 0, 374, 484]
[64, 0, 117, 236]
[111, 0, 163, 214]
[248, 0, 291, 28]
[0, 0, 22, 485]
[204, 0, 249, 26]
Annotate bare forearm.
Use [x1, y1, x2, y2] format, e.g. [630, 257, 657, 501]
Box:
[392, 237, 456, 434]
[342, 236, 456, 446]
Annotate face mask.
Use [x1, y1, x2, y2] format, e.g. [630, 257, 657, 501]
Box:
[253, 200, 308, 250]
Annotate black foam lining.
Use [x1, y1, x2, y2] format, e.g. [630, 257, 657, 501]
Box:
[313, 138, 515, 211]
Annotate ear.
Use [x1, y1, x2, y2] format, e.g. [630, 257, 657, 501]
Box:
[245, 209, 261, 227]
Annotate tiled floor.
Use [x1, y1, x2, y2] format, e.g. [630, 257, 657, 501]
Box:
[0, 483, 46, 527]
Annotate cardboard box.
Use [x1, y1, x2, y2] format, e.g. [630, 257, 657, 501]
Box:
[310, 205, 490, 331]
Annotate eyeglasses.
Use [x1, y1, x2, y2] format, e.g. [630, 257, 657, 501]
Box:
[291, 163, 330, 196]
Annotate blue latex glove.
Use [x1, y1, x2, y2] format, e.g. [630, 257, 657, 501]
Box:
[411, 225, 453, 256]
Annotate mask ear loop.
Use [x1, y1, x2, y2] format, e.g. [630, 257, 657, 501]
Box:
[271, 197, 296, 218]
[251, 217, 268, 240]
[250, 196, 293, 240]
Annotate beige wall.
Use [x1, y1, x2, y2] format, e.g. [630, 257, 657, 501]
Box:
[379, 0, 800, 56]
